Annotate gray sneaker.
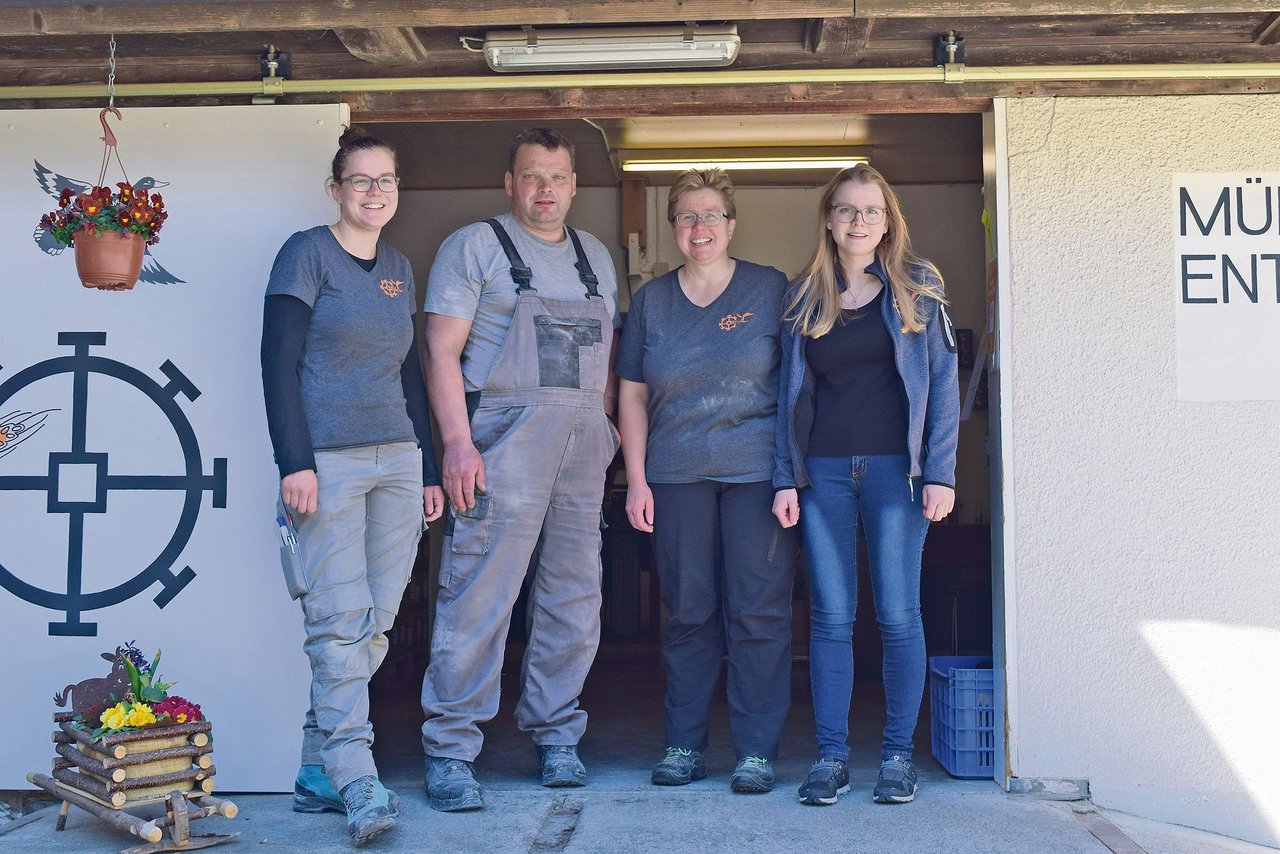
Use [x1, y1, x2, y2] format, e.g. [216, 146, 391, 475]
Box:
[872, 754, 918, 803]
[730, 756, 775, 793]
[651, 747, 707, 786]
[537, 744, 587, 788]
[338, 775, 397, 847]
[424, 756, 484, 812]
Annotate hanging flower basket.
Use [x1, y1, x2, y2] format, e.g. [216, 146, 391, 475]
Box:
[74, 229, 146, 291]
[34, 108, 169, 292]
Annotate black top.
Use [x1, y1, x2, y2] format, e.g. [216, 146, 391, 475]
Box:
[805, 289, 909, 456]
[346, 250, 377, 273]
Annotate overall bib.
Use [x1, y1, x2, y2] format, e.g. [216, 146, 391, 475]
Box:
[421, 221, 617, 761]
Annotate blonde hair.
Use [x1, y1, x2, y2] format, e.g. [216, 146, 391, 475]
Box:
[786, 164, 944, 337]
[666, 169, 737, 223]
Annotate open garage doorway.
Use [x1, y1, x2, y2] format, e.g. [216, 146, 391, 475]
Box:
[363, 113, 998, 793]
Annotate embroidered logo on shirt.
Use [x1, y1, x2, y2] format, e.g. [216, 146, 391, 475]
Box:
[718, 312, 754, 331]
[380, 279, 405, 298]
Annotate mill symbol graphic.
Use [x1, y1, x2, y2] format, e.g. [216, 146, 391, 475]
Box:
[0, 332, 227, 636]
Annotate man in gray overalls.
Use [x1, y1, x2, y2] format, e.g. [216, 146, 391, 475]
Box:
[420, 128, 620, 811]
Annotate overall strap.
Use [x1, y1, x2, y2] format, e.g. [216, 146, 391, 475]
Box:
[485, 218, 534, 293]
[566, 226, 602, 299]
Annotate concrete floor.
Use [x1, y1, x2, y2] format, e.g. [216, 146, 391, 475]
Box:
[2, 652, 1272, 853]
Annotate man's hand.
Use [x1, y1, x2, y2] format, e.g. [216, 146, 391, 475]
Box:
[442, 441, 486, 512]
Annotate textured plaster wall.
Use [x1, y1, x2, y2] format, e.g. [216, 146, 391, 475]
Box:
[1003, 96, 1280, 846]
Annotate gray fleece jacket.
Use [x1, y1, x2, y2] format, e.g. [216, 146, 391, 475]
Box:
[772, 255, 960, 492]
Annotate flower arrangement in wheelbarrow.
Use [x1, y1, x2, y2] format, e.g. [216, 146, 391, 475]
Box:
[67, 643, 202, 743]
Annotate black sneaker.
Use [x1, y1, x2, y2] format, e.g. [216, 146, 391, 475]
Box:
[537, 744, 587, 788]
[339, 775, 397, 847]
[424, 756, 484, 812]
[798, 757, 850, 806]
[873, 754, 918, 803]
[651, 747, 707, 786]
[730, 756, 775, 793]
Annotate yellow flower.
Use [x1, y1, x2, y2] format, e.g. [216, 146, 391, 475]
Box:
[100, 704, 129, 731]
[174, 712, 188, 723]
[126, 704, 156, 728]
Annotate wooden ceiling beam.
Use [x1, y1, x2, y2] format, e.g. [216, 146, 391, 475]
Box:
[335, 28, 430, 65]
[854, 1, 1280, 14]
[1253, 13, 1280, 44]
[0, 1, 853, 37]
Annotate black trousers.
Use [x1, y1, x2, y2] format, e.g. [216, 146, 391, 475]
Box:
[649, 479, 798, 760]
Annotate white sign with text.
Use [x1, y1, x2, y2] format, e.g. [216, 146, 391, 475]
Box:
[1174, 173, 1280, 400]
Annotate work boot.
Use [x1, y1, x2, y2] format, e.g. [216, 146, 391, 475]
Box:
[424, 756, 484, 812]
[872, 754, 918, 803]
[798, 757, 850, 806]
[730, 756, 775, 793]
[651, 747, 707, 786]
[338, 775, 397, 847]
[293, 764, 344, 814]
[537, 745, 587, 788]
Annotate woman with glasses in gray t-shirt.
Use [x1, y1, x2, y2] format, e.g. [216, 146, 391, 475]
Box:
[616, 169, 798, 795]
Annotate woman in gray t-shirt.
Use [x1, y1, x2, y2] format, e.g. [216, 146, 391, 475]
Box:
[617, 169, 797, 793]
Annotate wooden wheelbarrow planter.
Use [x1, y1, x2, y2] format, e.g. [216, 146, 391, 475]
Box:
[28, 714, 239, 852]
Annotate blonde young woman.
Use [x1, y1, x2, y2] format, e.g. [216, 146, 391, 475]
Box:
[617, 169, 798, 793]
[772, 164, 959, 806]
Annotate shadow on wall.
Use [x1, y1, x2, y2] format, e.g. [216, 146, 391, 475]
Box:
[1118, 619, 1280, 846]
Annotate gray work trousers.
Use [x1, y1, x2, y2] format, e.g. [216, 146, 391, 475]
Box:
[281, 441, 422, 793]
[421, 389, 617, 761]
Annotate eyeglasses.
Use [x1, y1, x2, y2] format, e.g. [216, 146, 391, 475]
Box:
[672, 211, 728, 228]
[829, 205, 885, 225]
[339, 174, 401, 193]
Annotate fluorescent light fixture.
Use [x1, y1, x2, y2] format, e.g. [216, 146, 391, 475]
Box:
[619, 147, 870, 173]
[483, 25, 740, 73]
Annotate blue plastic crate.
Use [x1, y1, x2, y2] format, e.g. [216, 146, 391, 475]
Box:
[929, 655, 995, 779]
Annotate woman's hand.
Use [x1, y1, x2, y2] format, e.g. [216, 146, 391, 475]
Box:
[423, 485, 445, 522]
[281, 469, 318, 515]
[922, 484, 955, 522]
[626, 481, 655, 532]
[772, 488, 800, 528]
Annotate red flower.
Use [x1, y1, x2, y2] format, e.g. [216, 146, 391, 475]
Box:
[153, 695, 202, 724]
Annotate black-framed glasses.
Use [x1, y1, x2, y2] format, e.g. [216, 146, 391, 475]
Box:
[829, 205, 885, 224]
[672, 211, 728, 228]
[340, 174, 400, 193]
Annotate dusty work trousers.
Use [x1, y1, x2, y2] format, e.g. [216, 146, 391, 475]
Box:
[281, 441, 423, 793]
[650, 480, 798, 760]
[421, 389, 617, 761]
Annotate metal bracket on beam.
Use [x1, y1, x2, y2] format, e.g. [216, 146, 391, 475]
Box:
[253, 75, 285, 104]
[943, 63, 965, 83]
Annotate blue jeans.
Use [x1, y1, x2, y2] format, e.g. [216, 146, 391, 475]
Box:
[800, 454, 929, 762]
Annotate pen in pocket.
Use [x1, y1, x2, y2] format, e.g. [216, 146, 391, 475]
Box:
[277, 515, 298, 554]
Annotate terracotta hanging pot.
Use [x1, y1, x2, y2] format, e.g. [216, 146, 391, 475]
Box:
[74, 230, 145, 291]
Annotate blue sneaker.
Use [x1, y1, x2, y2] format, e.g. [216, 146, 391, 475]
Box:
[293, 764, 343, 814]
[339, 776, 397, 846]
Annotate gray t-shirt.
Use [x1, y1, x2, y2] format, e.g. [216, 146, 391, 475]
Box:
[265, 225, 417, 451]
[424, 212, 620, 392]
[617, 260, 787, 483]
